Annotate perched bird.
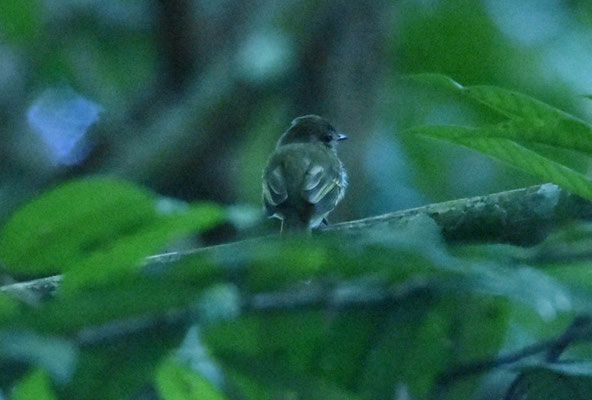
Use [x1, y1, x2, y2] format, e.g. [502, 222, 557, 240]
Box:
[262, 115, 347, 233]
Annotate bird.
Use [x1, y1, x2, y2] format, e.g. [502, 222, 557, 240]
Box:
[262, 115, 347, 233]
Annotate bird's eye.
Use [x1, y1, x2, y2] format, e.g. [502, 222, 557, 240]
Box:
[323, 134, 333, 143]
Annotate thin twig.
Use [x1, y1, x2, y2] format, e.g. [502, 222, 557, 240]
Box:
[501, 316, 592, 400]
[545, 316, 592, 362]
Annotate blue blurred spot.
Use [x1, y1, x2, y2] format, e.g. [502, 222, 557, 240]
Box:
[485, 0, 565, 45]
[237, 30, 293, 82]
[27, 87, 102, 166]
[541, 31, 592, 91]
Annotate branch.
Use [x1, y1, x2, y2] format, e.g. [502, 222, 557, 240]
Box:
[501, 316, 592, 400]
[325, 183, 592, 246]
[2, 183, 592, 299]
[0, 275, 62, 301]
[433, 316, 592, 400]
[545, 316, 592, 362]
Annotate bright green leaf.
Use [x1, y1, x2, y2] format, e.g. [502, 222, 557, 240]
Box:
[0, 293, 20, 322]
[463, 85, 577, 122]
[441, 296, 509, 400]
[156, 358, 227, 400]
[531, 361, 592, 377]
[0, 177, 224, 285]
[11, 368, 57, 400]
[60, 202, 225, 294]
[456, 138, 592, 201]
[0, 178, 158, 276]
[409, 74, 592, 156]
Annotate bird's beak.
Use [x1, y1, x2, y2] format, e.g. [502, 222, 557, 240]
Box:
[337, 133, 348, 141]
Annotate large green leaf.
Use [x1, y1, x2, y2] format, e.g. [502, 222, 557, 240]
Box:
[0, 177, 224, 281]
[408, 127, 592, 201]
[62, 333, 184, 400]
[359, 295, 448, 399]
[0, 178, 158, 276]
[156, 358, 227, 400]
[11, 369, 57, 400]
[203, 312, 364, 399]
[463, 85, 580, 123]
[61, 202, 224, 294]
[408, 73, 592, 156]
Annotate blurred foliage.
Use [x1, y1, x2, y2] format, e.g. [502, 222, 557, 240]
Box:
[1, 172, 592, 398]
[10, 369, 56, 400]
[4, 0, 592, 399]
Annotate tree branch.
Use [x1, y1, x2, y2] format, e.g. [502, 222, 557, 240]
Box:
[433, 316, 592, 400]
[324, 183, 592, 246]
[2, 183, 592, 299]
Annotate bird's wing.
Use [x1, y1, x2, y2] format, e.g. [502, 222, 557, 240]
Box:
[263, 165, 288, 213]
[302, 163, 343, 217]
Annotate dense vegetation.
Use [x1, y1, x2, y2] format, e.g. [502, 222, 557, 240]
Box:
[3, 1, 592, 399]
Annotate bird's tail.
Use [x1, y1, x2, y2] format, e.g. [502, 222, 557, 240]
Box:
[280, 215, 311, 234]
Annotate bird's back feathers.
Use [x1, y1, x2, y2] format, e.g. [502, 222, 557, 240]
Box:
[262, 143, 346, 231]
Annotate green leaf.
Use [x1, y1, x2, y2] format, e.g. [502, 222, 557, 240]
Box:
[409, 73, 574, 123]
[0, 178, 158, 276]
[11, 369, 57, 400]
[408, 127, 592, 201]
[462, 85, 577, 122]
[63, 332, 186, 400]
[0, 0, 41, 44]
[0, 293, 20, 322]
[0, 177, 224, 283]
[408, 74, 592, 156]
[19, 273, 206, 335]
[314, 311, 389, 390]
[441, 296, 509, 400]
[204, 310, 366, 399]
[360, 295, 447, 399]
[455, 138, 592, 201]
[60, 202, 224, 294]
[220, 357, 363, 400]
[358, 295, 508, 400]
[172, 216, 446, 294]
[156, 358, 227, 400]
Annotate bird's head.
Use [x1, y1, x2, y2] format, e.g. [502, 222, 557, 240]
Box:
[277, 115, 347, 150]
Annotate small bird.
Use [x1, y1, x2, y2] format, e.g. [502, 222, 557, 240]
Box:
[262, 115, 347, 233]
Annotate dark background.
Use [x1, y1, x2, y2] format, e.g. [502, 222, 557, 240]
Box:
[3, 0, 592, 230]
